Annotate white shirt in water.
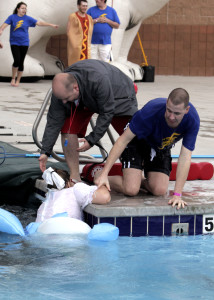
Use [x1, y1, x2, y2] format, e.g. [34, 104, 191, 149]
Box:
[36, 182, 97, 223]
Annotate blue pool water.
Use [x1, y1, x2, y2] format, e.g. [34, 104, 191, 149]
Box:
[0, 233, 214, 299]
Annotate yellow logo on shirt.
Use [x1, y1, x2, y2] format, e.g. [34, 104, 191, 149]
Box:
[159, 132, 180, 150]
[14, 20, 24, 31]
[99, 13, 107, 17]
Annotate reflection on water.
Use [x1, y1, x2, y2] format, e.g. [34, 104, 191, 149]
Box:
[1, 233, 214, 299]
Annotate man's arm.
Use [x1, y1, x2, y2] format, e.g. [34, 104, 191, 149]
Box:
[98, 16, 119, 28]
[84, 76, 116, 146]
[40, 95, 67, 156]
[95, 127, 135, 190]
[168, 145, 192, 209]
[39, 96, 66, 172]
[67, 14, 75, 35]
[85, 110, 114, 146]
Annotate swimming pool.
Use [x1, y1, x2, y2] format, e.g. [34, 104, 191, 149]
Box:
[0, 233, 214, 299]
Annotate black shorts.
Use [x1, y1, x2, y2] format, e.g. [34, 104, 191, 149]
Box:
[120, 138, 172, 177]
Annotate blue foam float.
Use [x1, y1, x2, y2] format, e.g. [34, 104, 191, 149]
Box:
[25, 222, 40, 235]
[88, 223, 119, 241]
[0, 208, 25, 236]
[0, 208, 119, 241]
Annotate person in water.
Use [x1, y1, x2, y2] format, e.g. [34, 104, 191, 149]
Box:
[36, 167, 110, 223]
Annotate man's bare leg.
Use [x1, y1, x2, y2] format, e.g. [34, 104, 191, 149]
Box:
[141, 171, 169, 196]
[61, 133, 81, 182]
[108, 168, 143, 196]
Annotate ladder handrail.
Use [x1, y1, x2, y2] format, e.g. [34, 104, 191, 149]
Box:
[32, 88, 115, 164]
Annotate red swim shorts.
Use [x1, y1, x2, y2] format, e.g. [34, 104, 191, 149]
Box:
[61, 105, 130, 138]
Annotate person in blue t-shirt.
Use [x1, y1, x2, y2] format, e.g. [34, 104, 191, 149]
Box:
[87, 0, 120, 62]
[96, 88, 200, 210]
[0, 2, 59, 87]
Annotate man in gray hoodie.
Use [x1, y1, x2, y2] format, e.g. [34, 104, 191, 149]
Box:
[39, 59, 138, 182]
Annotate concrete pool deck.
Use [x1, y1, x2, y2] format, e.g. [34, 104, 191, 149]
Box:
[1, 75, 214, 236]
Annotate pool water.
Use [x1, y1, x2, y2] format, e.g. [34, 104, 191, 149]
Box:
[0, 233, 214, 299]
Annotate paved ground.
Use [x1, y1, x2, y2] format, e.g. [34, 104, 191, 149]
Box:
[0, 75, 214, 158]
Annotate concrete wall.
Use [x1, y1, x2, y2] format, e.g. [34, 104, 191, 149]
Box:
[129, 0, 214, 76]
[46, 35, 67, 69]
[46, 0, 214, 76]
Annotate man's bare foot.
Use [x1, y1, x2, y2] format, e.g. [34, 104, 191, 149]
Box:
[14, 81, 20, 87]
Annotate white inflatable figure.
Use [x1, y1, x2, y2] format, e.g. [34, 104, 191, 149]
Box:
[110, 0, 170, 80]
[0, 0, 169, 80]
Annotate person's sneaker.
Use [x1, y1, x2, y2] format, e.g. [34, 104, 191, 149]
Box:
[91, 165, 103, 179]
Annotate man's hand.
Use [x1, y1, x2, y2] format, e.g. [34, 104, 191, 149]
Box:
[98, 17, 119, 29]
[168, 195, 187, 210]
[95, 172, 111, 192]
[38, 154, 48, 172]
[77, 138, 91, 152]
[99, 16, 107, 23]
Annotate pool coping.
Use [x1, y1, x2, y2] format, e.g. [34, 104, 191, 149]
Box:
[84, 201, 214, 217]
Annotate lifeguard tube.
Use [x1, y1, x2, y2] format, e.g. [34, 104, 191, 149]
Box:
[37, 217, 91, 235]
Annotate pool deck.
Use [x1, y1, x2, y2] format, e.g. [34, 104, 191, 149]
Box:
[85, 180, 214, 218]
[1, 75, 214, 236]
[83, 179, 214, 236]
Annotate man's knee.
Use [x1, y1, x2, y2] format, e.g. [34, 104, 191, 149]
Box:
[122, 169, 142, 196]
[150, 185, 168, 196]
[146, 172, 169, 196]
[123, 184, 140, 197]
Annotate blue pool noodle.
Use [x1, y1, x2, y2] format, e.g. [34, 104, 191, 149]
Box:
[88, 223, 119, 241]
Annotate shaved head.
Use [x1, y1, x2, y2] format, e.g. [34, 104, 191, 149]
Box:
[52, 73, 76, 98]
[52, 73, 79, 103]
[168, 88, 189, 108]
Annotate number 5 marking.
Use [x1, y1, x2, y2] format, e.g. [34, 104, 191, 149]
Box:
[203, 215, 214, 234]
